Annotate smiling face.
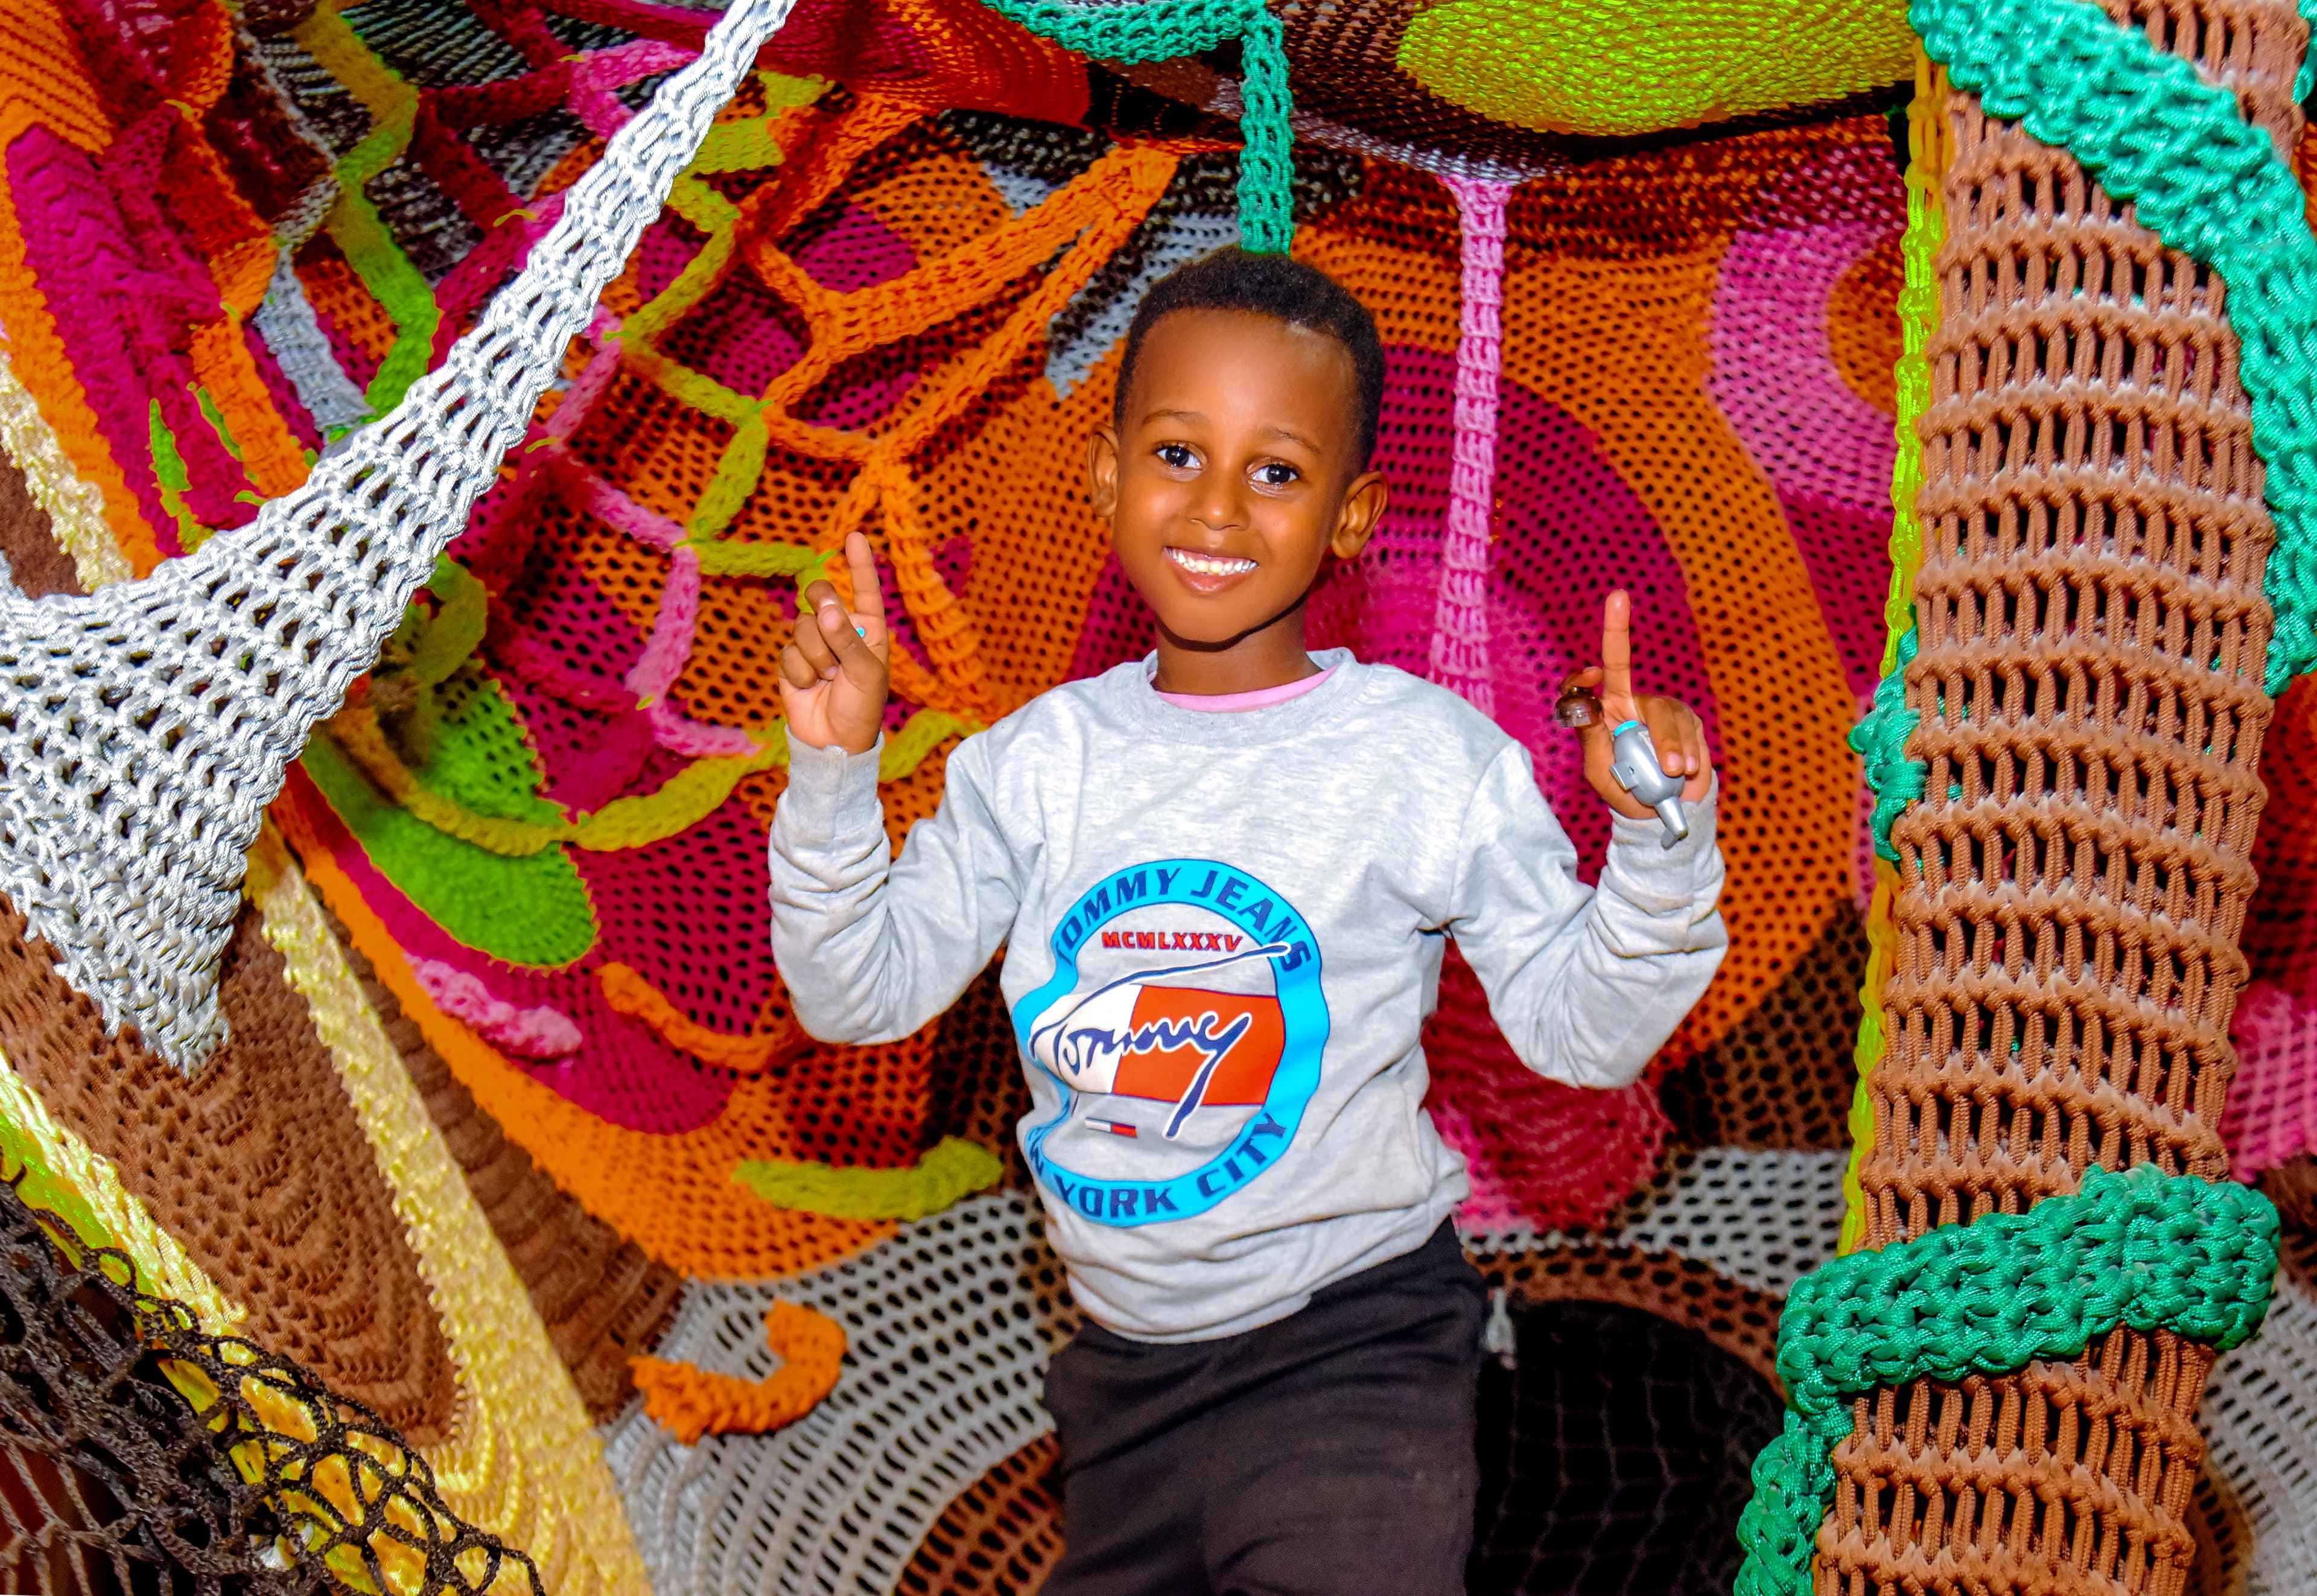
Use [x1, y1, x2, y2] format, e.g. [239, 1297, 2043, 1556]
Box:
[1089, 309, 1387, 667]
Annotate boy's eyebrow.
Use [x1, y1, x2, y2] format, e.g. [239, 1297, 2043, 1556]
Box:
[1140, 409, 1325, 454]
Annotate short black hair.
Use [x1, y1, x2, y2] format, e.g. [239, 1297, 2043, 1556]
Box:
[1113, 247, 1386, 471]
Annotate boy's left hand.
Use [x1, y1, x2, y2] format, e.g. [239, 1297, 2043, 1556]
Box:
[1562, 590, 1714, 821]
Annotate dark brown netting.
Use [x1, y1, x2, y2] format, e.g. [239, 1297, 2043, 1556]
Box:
[1474, 1242, 1785, 1389]
[893, 1434, 1065, 1596]
[0, 1172, 538, 1596]
[1825, 1, 2303, 1585]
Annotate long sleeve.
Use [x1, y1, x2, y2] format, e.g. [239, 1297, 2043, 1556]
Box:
[769, 731, 1023, 1044]
[1445, 744, 1727, 1090]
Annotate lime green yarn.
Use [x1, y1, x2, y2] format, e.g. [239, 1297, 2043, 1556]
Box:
[301, 680, 597, 967]
[733, 1136, 1005, 1221]
[1915, 0, 2317, 692]
[408, 556, 488, 689]
[970, 0, 1295, 252]
[1735, 1165, 2280, 1594]
[1396, 0, 1913, 138]
[148, 401, 211, 553]
[1847, 624, 1924, 862]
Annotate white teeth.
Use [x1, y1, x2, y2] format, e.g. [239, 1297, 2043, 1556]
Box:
[1166, 547, 1257, 577]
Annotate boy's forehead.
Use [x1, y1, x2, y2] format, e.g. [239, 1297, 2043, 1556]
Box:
[1124, 310, 1361, 440]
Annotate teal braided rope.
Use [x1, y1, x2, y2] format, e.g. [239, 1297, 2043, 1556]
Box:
[1732, 1165, 2280, 1595]
[1847, 622, 1924, 862]
[2300, 0, 2317, 100]
[1913, 0, 2317, 694]
[971, 0, 1296, 252]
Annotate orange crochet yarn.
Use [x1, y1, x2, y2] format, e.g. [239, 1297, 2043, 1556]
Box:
[631, 1300, 848, 1444]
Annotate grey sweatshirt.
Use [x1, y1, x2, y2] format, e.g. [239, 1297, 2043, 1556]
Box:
[769, 650, 1727, 1342]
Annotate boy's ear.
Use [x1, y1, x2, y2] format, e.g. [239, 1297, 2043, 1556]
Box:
[1087, 425, 1120, 519]
[1327, 469, 1388, 560]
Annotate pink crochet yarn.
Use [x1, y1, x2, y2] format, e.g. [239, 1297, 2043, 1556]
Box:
[411, 957, 585, 1060]
[2222, 981, 2317, 1179]
[1428, 175, 1514, 719]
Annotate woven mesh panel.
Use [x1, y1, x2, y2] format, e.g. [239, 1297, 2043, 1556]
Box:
[2195, 1270, 2317, 1594]
[601, 1192, 1076, 1596]
[1467, 1145, 1848, 1299]
[1469, 1299, 1785, 1596]
[322, 904, 682, 1421]
[0, 893, 458, 1442]
[893, 1434, 1065, 1596]
[1461, 1148, 1842, 1388]
[0, 1172, 538, 1596]
[0, 0, 795, 1070]
[1829, 2, 2301, 1584]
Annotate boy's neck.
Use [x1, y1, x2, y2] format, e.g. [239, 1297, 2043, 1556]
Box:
[1149, 613, 1322, 697]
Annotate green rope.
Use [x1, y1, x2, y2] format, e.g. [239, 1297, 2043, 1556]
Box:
[733, 1136, 1004, 1221]
[1913, 0, 2317, 694]
[1847, 623, 1924, 862]
[971, 0, 1297, 252]
[2299, 0, 2317, 100]
[1733, 1165, 2279, 1594]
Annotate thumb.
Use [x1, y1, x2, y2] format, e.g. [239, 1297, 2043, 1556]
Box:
[801, 579, 883, 688]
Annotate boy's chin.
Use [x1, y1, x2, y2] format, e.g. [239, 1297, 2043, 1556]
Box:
[1152, 607, 1273, 650]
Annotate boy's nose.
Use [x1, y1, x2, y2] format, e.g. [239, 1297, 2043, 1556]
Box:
[1190, 480, 1248, 532]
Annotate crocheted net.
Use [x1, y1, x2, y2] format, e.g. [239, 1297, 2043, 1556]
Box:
[1, 0, 2316, 1591]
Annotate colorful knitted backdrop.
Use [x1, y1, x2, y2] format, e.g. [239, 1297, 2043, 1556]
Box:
[1, 0, 2313, 1592]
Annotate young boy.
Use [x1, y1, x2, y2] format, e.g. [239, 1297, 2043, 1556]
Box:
[769, 249, 1724, 1594]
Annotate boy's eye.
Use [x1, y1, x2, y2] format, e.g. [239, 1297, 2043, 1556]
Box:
[1155, 443, 1198, 469]
[1254, 462, 1300, 487]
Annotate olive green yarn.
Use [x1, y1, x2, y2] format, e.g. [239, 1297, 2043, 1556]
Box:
[733, 1136, 1005, 1221]
[1733, 1165, 2279, 1594]
[970, 0, 1297, 252]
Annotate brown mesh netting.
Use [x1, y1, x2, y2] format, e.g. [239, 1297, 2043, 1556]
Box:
[0, 897, 458, 1444]
[0, 1170, 536, 1596]
[1825, 1, 2301, 1584]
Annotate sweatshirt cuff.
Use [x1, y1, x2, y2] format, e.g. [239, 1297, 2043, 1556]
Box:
[1606, 775, 1719, 877]
[778, 729, 885, 837]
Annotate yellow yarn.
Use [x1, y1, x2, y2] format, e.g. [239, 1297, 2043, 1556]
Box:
[247, 828, 651, 1596]
[1839, 50, 1944, 1257]
[0, 342, 131, 588]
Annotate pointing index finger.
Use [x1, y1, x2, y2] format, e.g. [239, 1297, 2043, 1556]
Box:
[1600, 589, 1635, 708]
[843, 530, 885, 632]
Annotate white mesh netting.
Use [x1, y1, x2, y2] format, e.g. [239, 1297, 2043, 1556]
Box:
[1461, 1145, 1849, 1297]
[602, 1192, 1077, 1596]
[2198, 1267, 2317, 1593]
[0, 0, 796, 1071]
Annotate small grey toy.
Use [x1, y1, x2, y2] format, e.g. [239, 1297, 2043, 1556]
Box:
[1608, 719, 1688, 849]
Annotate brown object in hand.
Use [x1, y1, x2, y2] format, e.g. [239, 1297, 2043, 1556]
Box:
[1554, 687, 1604, 729]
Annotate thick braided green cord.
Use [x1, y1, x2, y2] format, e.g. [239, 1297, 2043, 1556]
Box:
[970, 0, 1297, 251]
[2300, 0, 2317, 100]
[1847, 623, 1924, 862]
[1914, 0, 2317, 693]
[1732, 1166, 2280, 1594]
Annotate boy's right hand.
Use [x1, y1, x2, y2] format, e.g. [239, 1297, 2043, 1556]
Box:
[778, 531, 889, 755]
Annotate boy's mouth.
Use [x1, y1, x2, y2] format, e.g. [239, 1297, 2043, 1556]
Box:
[1164, 546, 1259, 591]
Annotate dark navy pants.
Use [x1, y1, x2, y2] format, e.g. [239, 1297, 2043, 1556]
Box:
[1041, 1222, 1484, 1595]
